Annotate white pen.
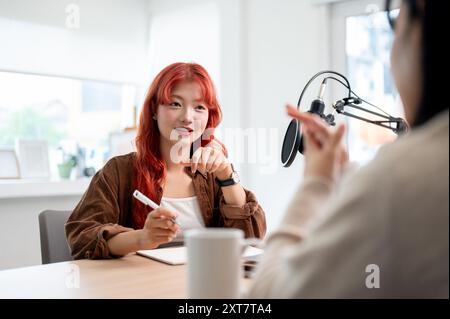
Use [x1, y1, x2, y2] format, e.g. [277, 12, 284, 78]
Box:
[133, 189, 181, 226]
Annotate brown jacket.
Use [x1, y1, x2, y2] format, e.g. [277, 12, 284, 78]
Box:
[65, 153, 266, 259]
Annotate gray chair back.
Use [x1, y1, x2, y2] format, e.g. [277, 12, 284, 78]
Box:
[38, 210, 73, 264]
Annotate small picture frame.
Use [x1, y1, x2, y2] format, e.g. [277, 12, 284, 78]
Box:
[109, 130, 137, 158]
[15, 139, 50, 179]
[0, 149, 20, 179]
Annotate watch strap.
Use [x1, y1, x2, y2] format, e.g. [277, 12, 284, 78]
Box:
[215, 176, 237, 187]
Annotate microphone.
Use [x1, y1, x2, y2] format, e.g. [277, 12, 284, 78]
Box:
[281, 71, 350, 168]
[281, 70, 409, 168]
[281, 79, 331, 167]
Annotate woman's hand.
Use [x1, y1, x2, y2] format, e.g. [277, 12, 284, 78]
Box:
[189, 141, 233, 180]
[286, 104, 348, 183]
[139, 208, 180, 249]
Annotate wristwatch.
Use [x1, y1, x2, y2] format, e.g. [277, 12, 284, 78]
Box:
[215, 164, 240, 187]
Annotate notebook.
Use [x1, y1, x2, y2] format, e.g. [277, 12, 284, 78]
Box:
[137, 246, 263, 266]
[137, 246, 187, 265]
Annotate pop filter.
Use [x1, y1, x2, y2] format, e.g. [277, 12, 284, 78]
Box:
[281, 119, 304, 167]
[281, 97, 327, 167]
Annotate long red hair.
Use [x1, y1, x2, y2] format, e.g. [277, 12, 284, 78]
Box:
[133, 62, 222, 229]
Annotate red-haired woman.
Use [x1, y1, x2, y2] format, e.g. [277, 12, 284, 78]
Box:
[65, 62, 266, 259]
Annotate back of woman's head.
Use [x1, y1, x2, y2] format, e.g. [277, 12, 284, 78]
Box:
[133, 62, 222, 229]
[408, 0, 449, 126]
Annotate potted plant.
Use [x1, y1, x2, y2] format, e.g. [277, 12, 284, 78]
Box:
[58, 155, 77, 179]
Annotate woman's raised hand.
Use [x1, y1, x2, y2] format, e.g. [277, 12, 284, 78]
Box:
[186, 140, 233, 180]
[286, 104, 348, 183]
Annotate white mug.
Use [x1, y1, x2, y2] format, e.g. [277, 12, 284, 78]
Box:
[185, 228, 259, 299]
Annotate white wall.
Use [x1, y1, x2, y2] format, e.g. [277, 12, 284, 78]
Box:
[147, 0, 220, 87]
[242, 0, 331, 231]
[0, 0, 149, 85]
[0, 196, 82, 270]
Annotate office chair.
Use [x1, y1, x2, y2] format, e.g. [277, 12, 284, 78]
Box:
[38, 210, 73, 264]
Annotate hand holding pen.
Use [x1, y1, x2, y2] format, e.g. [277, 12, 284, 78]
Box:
[133, 190, 181, 249]
[133, 190, 181, 226]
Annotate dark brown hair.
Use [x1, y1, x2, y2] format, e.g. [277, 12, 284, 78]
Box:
[404, 0, 449, 126]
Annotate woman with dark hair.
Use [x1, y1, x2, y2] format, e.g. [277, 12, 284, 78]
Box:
[248, 0, 448, 298]
[65, 62, 266, 259]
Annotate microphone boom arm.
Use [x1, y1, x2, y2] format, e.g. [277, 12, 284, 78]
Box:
[333, 99, 408, 134]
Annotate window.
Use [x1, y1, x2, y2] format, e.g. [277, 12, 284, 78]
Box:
[0, 71, 136, 177]
[331, 0, 403, 165]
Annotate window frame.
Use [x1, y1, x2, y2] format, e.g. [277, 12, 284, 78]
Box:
[329, 0, 401, 164]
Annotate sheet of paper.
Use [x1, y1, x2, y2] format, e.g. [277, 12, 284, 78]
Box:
[137, 246, 187, 265]
[137, 246, 263, 265]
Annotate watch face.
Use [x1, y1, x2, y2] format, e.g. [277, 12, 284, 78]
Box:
[231, 171, 240, 183]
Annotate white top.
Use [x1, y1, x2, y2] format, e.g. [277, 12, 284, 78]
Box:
[248, 110, 449, 298]
[160, 196, 205, 243]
